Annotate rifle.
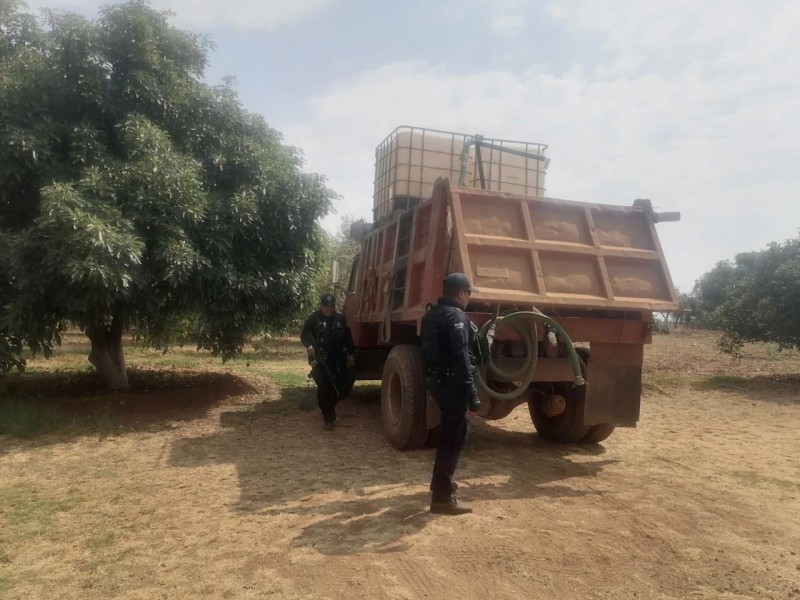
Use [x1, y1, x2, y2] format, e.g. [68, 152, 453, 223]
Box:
[308, 342, 343, 399]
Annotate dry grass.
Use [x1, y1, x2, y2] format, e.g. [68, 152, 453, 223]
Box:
[645, 327, 800, 377]
[0, 329, 798, 599]
[644, 328, 800, 393]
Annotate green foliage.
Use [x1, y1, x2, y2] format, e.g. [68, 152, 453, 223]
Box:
[0, 1, 334, 377]
[0, 333, 24, 373]
[695, 235, 800, 355]
[312, 215, 361, 309]
[691, 260, 738, 326]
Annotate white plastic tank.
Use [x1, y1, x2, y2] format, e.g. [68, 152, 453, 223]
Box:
[373, 126, 549, 221]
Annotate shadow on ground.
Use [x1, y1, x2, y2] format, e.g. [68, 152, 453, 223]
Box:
[169, 384, 617, 555]
[690, 374, 800, 404]
[0, 369, 257, 446]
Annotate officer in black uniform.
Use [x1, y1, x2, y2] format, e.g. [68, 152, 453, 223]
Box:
[300, 293, 356, 431]
[421, 273, 482, 515]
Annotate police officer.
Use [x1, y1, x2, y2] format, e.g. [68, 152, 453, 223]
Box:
[421, 273, 482, 515]
[300, 293, 356, 431]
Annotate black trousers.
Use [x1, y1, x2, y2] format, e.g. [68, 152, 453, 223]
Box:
[315, 372, 338, 424]
[430, 382, 470, 499]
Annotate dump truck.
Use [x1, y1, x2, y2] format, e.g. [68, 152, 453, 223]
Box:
[342, 126, 681, 449]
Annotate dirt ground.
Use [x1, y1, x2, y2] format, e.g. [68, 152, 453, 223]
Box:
[1, 330, 799, 599]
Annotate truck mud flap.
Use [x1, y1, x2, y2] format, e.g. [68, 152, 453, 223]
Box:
[584, 343, 643, 427]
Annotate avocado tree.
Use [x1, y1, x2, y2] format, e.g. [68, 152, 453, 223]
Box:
[710, 235, 800, 356]
[690, 260, 738, 327]
[0, 0, 334, 389]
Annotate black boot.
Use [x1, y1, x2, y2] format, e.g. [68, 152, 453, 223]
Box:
[430, 494, 472, 515]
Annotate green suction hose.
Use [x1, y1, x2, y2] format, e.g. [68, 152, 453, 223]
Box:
[476, 311, 585, 401]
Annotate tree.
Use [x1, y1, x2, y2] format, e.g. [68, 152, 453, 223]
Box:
[691, 260, 738, 326]
[0, 0, 334, 388]
[701, 235, 800, 355]
[313, 215, 361, 308]
[674, 290, 698, 328]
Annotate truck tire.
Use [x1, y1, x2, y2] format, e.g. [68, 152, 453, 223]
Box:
[381, 345, 428, 450]
[527, 347, 590, 443]
[582, 423, 616, 443]
[528, 381, 590, 443]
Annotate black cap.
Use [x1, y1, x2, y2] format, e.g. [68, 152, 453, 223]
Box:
[320, 293, 335, 306]
[443, 272, 478, 293]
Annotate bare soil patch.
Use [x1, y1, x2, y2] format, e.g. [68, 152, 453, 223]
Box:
[0, 331, 798, 599]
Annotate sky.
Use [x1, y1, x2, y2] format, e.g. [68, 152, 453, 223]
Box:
[23, 0, 800, 292]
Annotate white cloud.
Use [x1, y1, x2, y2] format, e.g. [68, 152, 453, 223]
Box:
[26, 0, 334, 31]
[490, 14, 525, 34]
[436, 0, 528, 35]
[550, 0, 800, 77]
[155, 0, 333, 30]
[282, 0, 800, 291]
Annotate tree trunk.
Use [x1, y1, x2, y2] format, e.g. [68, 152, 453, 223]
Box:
[87, 316, 128, 391]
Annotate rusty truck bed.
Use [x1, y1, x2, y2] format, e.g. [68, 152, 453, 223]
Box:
[349, 178, 681, 330]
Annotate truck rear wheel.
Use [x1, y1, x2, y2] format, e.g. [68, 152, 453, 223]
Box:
[528, 347, 590, 443]
[582, 423, 616, 443]
[528, 381, 590, 443]
[528, 347, 616, 444]
[381, 345, 428, 450]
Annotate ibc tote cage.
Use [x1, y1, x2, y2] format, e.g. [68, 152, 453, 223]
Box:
[372, 126, 550, 222]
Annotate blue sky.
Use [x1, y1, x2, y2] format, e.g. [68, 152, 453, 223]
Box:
[24, 0, 800, 292]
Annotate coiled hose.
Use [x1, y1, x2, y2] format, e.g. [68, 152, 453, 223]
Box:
[475, 311, 586, 401]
